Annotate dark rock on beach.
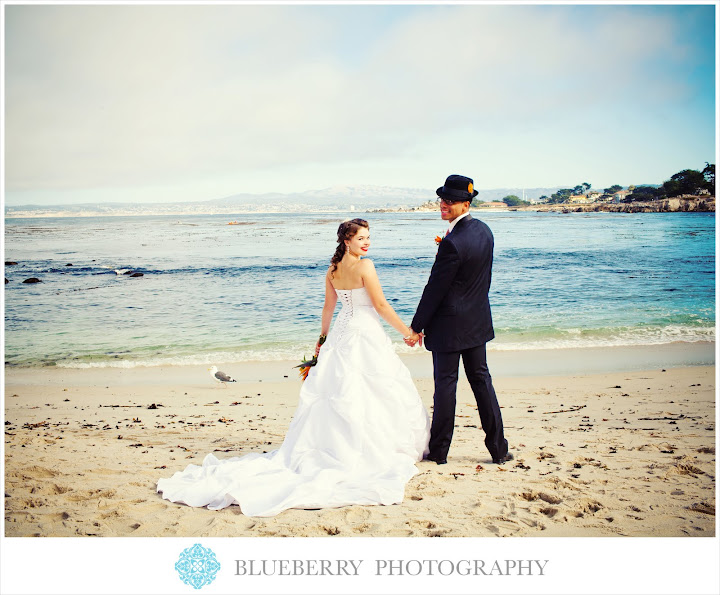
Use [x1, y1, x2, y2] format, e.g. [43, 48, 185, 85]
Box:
[22, 278, 42, 284]
[129, 272, 144, 277]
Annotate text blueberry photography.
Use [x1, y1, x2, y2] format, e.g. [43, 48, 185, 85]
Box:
[233, 558, 549, 577]
[175, 544, 221, 590]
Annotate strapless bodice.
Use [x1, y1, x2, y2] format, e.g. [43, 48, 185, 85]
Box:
[335, 286, 373, 309]
[332, 287, 378, 342]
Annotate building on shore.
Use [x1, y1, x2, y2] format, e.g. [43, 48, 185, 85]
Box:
[568, 194, 591, 204]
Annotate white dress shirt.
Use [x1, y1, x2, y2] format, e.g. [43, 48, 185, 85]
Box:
[447, 212, 470, 234]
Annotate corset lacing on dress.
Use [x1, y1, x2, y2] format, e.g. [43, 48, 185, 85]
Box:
[333, 288, 376, 342]
[333, 290, 355, 342]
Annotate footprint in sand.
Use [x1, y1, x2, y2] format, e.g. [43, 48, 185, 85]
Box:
[501, 501, 517, 517]
[407, 518, 438, 530]
[331, 506, 377, 533]
[575, 499, 604, 515]
[539, 492, 563, 504]
[51, 484, 72, 495]
[11, 465, 60, 480]
[520, 517, 546, 530]
[342, 507, 371, 524]
[669, 462, 705, 478]
[66, 488, 117, 502]
[518, 491, 563, 505]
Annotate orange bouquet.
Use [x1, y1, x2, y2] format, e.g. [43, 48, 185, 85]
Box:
[294, 354, 317, 381]
[294, 334, 327, 381]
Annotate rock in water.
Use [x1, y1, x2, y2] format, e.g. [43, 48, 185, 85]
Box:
[5, 261, 18, 266]
[130, 272, 144, 277]
[22, 278, 42, 284]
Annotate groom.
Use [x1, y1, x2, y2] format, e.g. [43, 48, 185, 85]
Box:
[406, 174, 511, 465]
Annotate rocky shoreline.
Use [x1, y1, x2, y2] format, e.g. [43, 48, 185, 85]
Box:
[370, 196, 715, 214]
[518, 196, 715, 214]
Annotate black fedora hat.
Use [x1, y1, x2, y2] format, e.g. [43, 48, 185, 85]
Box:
[436, 174, 479, 202]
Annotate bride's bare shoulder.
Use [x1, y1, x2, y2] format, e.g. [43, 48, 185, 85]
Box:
[358, 258, 377, 275]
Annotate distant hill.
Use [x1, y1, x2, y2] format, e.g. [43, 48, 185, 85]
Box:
[208, 184, 432, 209]
[4, 184, 565, 217]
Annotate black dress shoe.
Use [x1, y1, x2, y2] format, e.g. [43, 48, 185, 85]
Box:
[492, 451, 514, 465]
[424, 454, 447, 465]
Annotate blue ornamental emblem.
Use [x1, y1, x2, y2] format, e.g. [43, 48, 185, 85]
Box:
[175, 543, 221, 590]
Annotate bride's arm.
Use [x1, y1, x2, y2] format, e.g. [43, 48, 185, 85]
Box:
[360, 260, 412, 338]
[317, 271, 338, 354]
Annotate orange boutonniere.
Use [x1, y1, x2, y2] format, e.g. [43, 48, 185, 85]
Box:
[434, 235, 443, 245]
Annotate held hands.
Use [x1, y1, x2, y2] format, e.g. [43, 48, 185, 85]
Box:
[403, 327, 423, 348]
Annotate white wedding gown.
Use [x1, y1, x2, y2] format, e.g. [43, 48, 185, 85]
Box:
[157, 287, 430, 517]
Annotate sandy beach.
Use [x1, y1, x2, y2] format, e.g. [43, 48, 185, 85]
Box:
[4, 350, 716, 539]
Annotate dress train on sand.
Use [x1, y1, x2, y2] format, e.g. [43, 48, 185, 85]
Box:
[157, 287, 430, 517]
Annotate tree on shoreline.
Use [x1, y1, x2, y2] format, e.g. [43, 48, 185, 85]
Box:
[546, 182, 593, 204]
[502, 195, 530, 207]
[702, 162, 715, 194]
[548, 188, 573, 204]
[662, 169, 708, 197]
[624, 185, 663, 202]
[626, 164, 715, 202]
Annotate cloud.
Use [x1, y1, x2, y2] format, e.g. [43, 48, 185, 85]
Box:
[4, 4, 714, 197]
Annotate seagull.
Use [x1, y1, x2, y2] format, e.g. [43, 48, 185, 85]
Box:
[209, 365, 236, 387]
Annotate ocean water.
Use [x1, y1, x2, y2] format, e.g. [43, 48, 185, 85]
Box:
[3, 211, 715, 368]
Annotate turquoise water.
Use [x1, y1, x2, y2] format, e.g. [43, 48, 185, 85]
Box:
[3, 211, 715, 368]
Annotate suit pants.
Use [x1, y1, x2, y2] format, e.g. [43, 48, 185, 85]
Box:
[430, 344, 508, 461]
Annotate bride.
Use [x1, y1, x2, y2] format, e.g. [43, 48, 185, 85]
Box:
[157, 218, 430, 517]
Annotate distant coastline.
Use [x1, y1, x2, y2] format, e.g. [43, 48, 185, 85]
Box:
[370, 195, 715, 214]
[4, 195, 714, 219]
[521, 196, 715, 213]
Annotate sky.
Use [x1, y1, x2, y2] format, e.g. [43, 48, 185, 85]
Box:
[3, 1, 717, 205]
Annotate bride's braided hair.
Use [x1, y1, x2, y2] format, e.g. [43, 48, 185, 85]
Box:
[330, 218, 369, 277]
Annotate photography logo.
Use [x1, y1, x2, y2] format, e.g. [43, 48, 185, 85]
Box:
[175, 543, 221, 590]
